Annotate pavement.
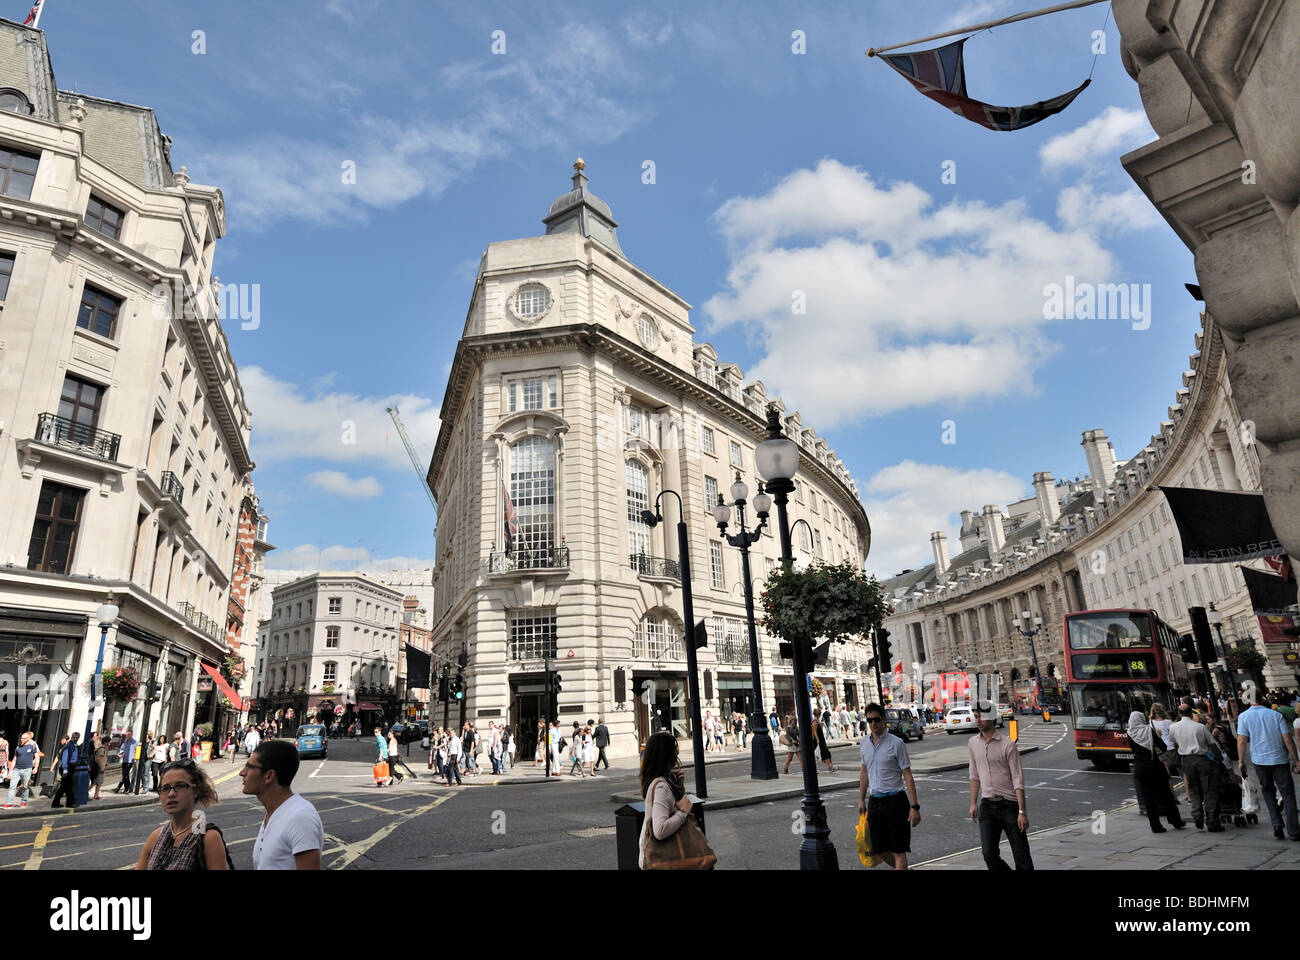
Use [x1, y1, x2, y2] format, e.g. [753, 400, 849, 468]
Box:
[917, 790, 1300, 871]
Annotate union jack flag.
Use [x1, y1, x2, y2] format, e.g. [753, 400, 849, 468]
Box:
[22, 0, 42, 25]
[881, 38, 1089, 132]
[502, 481, 518, 554]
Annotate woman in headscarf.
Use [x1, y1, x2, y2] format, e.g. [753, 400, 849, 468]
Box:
[1127, 710, 1186, 833]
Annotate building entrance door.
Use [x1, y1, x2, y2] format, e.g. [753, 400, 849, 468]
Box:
[511, 686, 545, 760]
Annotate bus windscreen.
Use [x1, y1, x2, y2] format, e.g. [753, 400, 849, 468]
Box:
[1067, 612, 1153, 651]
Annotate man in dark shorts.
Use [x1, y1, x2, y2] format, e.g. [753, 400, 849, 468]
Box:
[857, 702, 921, 869]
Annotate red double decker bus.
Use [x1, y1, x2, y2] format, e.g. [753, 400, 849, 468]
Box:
[1064, 608, 1191, 766]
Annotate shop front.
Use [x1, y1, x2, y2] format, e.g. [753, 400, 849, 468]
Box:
[716, 674, 755, 725]
[633, 671, 688, 748]
[0, 607, 85, 769]
[773, 674, 795, 722]
[509, 673, 547, 760]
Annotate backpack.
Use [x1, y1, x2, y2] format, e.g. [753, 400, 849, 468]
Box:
[558, 736, 567, 751]
[195, 824, 236, 871]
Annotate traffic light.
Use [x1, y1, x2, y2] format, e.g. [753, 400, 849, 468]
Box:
[438, 668, 449, 702]
[452, 671, 465, 701]
[1178, 633, 1199, 664]
[1189, 607, 1217, 666]
[552, 671, 563, 697]
[877, 627, 893, 674]
[693, 620, 708, 650]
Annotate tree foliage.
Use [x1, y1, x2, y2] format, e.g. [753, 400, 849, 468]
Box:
[760, 559, 891, 644]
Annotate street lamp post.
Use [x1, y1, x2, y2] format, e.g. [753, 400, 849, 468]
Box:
[755, 405, 837, 870]
[1012, 612, 1048, 716]
[713, 473, 779, 781]
[1207, 604, 1231, 716]
[642, 488, 707, 800]
[74, 596, 119, 807]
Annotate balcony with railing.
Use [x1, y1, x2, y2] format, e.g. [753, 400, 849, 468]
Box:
[629, 552, 680, 579]
[487, 545, 570, 573]
[716, 637, 751, 666]
[160, 470, 184, 503]
[177, 601, 225, 642]
[34, 413, 121, 462]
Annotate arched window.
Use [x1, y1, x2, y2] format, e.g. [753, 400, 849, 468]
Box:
[510, 435, 556, 567]
[638, 613, 683, 660]
[626, 459, 651, 558]
[0, 89, 31, 115]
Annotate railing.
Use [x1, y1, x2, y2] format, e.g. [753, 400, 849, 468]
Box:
[629, 553, 680, 579]
[487, 545, 570, 572]
[35, 412, 120, 462]
[717, 638, 751, 666]
[160, 470, 184, 503]
[177, 601, 224, 642]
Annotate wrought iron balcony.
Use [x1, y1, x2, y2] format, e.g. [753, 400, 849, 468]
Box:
[487, 545, 570, 573]
[716, 638, 751, 666]
[629, 553, 681, 579]
[35, 412, 120, 462]
[159, 470, 184, 503]
[177, 601, 224, 642]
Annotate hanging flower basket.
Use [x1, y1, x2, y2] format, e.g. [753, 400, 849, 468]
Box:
[220, 655, 247, 686]
[1226, 646, 1267, 673]
[810, 677, 824, 698]
[85, 666, 141, 702]
[761, 559, 890, 646]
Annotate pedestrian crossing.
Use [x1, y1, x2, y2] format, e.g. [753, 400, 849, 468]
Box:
[1012, 721, 1071, 750]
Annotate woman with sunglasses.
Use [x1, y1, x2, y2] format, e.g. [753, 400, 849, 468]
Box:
[134, 759, 229, 870]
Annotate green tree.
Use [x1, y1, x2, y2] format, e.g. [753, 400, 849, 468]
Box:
[760, 559, 891, 646]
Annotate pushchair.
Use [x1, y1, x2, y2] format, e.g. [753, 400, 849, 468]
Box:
[1211, 757, 1250, 827]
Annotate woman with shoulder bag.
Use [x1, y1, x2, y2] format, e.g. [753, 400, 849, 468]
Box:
[638, 731, 715, 870]
[782, 715, 801, 775]
[135, 759, 230, 870]
[1126, 710, 1186, 833]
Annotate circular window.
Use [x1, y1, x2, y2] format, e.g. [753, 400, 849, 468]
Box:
[512, 283, 552, 322]
[637, 314, 659, 350]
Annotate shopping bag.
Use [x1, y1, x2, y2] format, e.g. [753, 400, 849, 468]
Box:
[1240, 775, 1259, 815]
[856, 812, 880, 867]
[373, 761, 390, 783]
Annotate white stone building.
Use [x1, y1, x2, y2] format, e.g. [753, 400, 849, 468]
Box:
[427, 160, 873, 761]
[253, 573, 404, 730]
[0, 22, 253, 760]
[882, 309, 1289, 700]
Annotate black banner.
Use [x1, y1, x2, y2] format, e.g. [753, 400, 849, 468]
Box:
[1158, 487, 1283, 563]
[404, 643, 431, 690]
[1240, 566, 1299, 616]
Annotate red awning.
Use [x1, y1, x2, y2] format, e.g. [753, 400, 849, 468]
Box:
[201, 663, 244, 711]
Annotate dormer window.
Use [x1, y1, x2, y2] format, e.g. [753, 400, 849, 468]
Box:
[85, 195, 124, 240]
[0, 89, 31, 116]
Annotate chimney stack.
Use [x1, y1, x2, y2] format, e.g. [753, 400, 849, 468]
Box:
[1032, 472, 1061, 524]
[1081, 429, 1118, 496]
[930, 531, 950, 578]
[981, 505, 1006, 556]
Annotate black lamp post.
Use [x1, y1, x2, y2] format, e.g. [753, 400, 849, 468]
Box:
[713, 473, 779, 781]
[642, 488, 707, 800]
[74, 596, 118, 807]
[1012, 611, 1048, 716]
[755, 405, 838, 870]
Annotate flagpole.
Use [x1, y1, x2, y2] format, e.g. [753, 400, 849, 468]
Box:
[31, 0, 45, 29]
[866, 0, 1107, 56]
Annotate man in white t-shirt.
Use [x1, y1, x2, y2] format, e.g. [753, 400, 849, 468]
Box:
[241, 740, 323, 870]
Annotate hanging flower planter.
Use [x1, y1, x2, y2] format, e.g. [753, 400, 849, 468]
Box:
[84, 665, 141, 702]
[761, 559, 890, 647]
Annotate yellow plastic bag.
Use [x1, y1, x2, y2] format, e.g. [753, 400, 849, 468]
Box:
[856, 812, 879, 867]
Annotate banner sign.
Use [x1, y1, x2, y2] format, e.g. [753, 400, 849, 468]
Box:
[1159, 487, 1283, 563]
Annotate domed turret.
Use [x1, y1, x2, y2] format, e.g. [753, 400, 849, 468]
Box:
[543, 157, 625, 257]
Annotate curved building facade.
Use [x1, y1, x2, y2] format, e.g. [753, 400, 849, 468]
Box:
[427, 161, 873, 759]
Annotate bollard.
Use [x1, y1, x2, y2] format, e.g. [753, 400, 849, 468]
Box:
[614, 797, 707, 870]
[1042, 709, 1051, 723]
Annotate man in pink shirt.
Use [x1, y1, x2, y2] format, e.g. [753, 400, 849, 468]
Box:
[968, 700, 1033, 870]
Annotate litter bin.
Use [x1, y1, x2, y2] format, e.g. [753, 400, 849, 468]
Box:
[614, 796, 706, 870]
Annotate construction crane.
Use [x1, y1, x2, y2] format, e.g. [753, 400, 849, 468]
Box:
[386, 406, 438, 525]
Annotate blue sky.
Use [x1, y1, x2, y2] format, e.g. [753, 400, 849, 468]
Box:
[37, 0, 1198, 580]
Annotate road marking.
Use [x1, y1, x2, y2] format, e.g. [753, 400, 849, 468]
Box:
[309, 760, 327, 779]
[334, 796, 408, 815]
[23, 823, 51, 871]
[212, 769, 243, 786]
[328, 793, 456, 870]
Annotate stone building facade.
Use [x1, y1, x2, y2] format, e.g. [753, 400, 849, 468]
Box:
[882, 309, 1288, 702]
[427, 161, 873, 761]
[0, 21, 253, 761]
[253, 573, 404, 730]
[1115, 0, 1300, 569]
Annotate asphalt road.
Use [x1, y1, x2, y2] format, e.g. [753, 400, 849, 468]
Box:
[0, 720, 1147, 869]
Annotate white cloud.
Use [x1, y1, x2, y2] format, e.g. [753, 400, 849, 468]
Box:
[702, 158, 1111, 427]
[1056, 182, 1162, 234]
[308, 470, 383, 499]
[941, 1, 1015, 30]
[861, 461, 1027, 579]
[1039, 106, 1152, 174]
[266, 545, 434, 572]
[195, 20, 654, 231]
[242, 366, 440, 471]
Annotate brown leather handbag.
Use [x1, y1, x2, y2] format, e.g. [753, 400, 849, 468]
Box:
[643, 781, 717, 870]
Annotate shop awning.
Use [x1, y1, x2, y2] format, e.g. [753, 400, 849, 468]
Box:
[200, 663, 244, 711]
